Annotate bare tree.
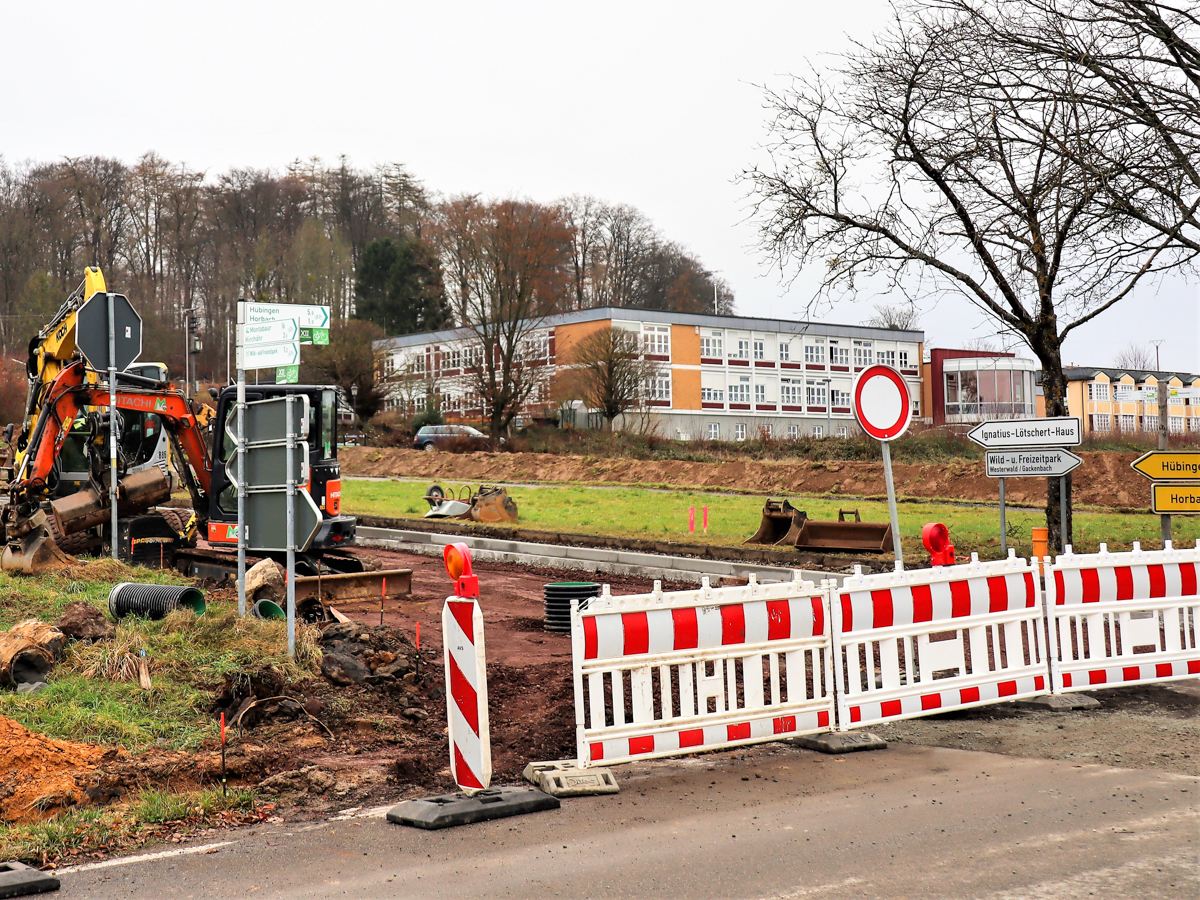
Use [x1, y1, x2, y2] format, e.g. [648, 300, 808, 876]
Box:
[434, 196, 572, 436]
[865, 303, 921, 330]
[747, 1, 1191, 550]
[558, 326, 664, 430]
[1114, 341, 1156, 370]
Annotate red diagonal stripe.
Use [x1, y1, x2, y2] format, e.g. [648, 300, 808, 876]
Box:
[912, 584, 933, 623]
[766, 599, 791, 641]
[453, 744, 483, 789]
[1081, 569, 1100, 603]
[448, 650, 479, 734]
[1148, 564, 1166, 598]
[810, 597, 824, 637]
[583, 616, 597, 659]
[1181, 563, 1197, 597]
[950, 581, 971, 618]
[987, 576, 1008, 613]
[872, 590, 893, 628]
[1054, 570, 1066, 605]
[1115, 567, 1133, 601]
[840, 594, 853, 632]
[449, 600, 475, 644]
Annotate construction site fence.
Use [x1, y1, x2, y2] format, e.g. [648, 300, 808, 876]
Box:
[571, 542, 1200, 769]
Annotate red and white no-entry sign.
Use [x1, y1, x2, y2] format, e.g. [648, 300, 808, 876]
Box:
[853, 365, 912, 441]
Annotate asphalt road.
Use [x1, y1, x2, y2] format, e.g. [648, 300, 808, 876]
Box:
[62, 743, 1198, 900]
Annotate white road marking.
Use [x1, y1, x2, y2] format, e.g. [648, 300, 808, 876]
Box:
[758, 877, 864, 899]
[55, 841, 236, 874]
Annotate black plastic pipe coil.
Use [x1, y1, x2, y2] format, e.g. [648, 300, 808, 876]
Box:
[543, 582, 600, 633]
[108, 583, 206, 620]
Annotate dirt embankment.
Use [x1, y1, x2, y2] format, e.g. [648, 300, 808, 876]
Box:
[342, 447, 1151, 508]
[0, 716, 111, 824]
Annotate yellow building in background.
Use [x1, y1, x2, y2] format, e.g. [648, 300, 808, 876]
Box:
[1037, 367, 1200, 435]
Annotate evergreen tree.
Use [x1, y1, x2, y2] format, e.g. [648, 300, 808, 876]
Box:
[354, 237, 450, 335]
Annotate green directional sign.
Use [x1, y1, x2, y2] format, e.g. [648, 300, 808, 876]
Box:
[276, 365, 300, 384]
[298, 327, 329, 346]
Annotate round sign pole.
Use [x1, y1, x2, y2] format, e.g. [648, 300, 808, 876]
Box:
[853, 365, 913, 569]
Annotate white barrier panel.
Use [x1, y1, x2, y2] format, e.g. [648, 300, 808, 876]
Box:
[572, 574, 835, 767]
[833, 553, 1047, 729]
[1047, 542, 1200, 693]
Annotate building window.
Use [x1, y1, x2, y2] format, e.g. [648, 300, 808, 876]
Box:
[787, 424, 799, 439]
[899, 350, 910, 368]
[781, 380, 800, 404]
[643, 325, 670, 356]
[830, 343, 849, 366]
[813, 425, 824, 438]
[1091, 414, 1111, 432]
[644, 376, 671, 403]
[701, 387, 724, 403]
[1190, 418, 1200, 432]
[755, 384, 766, 404]
[735, 423, 747, 441]
[730, 383, 751, 404]
[1120, 414, 1136, 432]
[806, 381, 828, 406]
[878, 349, 896, 367]
[701, 333, 723, 358]
[1171, 416, 1185, 434]
[837, 426, 849, 438]
[762, 424, 773, 439]
[413, 353, 426, 374]
[853, 340, 872, 368]
[753, 340, 766, 360]
[449, 348, 461, 369]
[832, 388, 851, 407]
[384, 356, 397, 377]
[1088, 382, 1110, 401]
[805, 343, 825, 365]
[779, 342, 790, 361]
[1144, 415, 1159, 432]
[732, 339, 750, 360]
[707, 423, 720, 440]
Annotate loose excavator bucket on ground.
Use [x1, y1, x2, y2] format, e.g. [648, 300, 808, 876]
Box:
[744, 499, 806, 546]
[423, 483, 519, 523]
[744, 500, 894, 554]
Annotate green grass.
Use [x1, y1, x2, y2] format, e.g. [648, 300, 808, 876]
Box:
[0, 788, 258, 867]
[342, 478, 1200, 560]
[0, 560, 320, 753]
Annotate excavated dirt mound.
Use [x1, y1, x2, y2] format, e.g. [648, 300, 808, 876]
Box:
[342, 448, 1151, 508]
[0, 715, 112, 824]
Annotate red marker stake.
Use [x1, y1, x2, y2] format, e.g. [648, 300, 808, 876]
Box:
[220, 712, 227, 797]
[703, 506, 708, 535]
[688, 507, 695, 533]
[380, 576, 387, 627]
[415, 621, 421, 679]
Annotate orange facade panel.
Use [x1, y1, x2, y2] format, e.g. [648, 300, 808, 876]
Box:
[670, 323, 701, 366]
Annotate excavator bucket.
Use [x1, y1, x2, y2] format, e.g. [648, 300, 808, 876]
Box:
[744, 499, 806, 545]
[788, 518, 894, 553]
[1, 509, 77, 574]
[469, 485, 519, 523]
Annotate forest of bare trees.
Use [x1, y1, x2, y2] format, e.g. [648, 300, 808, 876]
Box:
[0, 153, 733, 393]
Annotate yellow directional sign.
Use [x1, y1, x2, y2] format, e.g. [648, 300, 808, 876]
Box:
[1151, 483, 1200, 515]
[1130, 450, 1200, 481]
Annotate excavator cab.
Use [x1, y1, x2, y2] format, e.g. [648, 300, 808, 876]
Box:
[205, 384, 354, 552]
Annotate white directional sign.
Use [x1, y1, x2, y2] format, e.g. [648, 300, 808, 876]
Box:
[237, 341, 301, 370]
[239, 319, 299, 347]
[245, 302, 330, 328]
[985, 448, 1083, 478]
[967, 417, 1081, 449]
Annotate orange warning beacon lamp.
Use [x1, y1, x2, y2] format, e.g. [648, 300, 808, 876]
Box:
[922, 522, 956, 567]
[443, 542, 479, 598]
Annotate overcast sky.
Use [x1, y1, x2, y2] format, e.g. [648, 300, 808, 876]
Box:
[4, 1, 1195, 371]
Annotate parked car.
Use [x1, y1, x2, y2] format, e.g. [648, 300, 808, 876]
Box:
[413, 424, 491, 452]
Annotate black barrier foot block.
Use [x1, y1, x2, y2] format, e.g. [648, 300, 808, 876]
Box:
[386, 786, 560, 830]
[1013, 693, 1100, 711]
[0, 862, 59, 898]
[791, 732, 887, 753]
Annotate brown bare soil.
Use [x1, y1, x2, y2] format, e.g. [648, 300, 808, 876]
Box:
[342, 447, 1152, 508]
[0, 715, 111, 823]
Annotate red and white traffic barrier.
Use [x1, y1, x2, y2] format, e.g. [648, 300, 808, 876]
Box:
[1046, 541, 1200, 693]
[832, 553, 1048, 729]
[441, 543, 492, 794]
[572, 573, 835, 767]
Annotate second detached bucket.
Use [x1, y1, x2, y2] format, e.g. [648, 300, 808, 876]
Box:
[108, 583, 206, 620]
[543, 582, 600, 633]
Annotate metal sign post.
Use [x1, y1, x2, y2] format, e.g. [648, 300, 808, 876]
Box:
[236, 299, 247, 617]
[1158, 383, 1171, 546]
[107, 292, 118, 561]
[285, 393, 296, 658]
[852, 365, 913, 568]
[998, 477, 1006, 555]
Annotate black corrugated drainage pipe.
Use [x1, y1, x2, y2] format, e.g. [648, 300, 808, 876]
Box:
[543, 582, 600, 633]
[108, 583, 206, 620]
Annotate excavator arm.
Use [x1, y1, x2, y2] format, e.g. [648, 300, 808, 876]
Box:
[3, 361, 212, 573]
